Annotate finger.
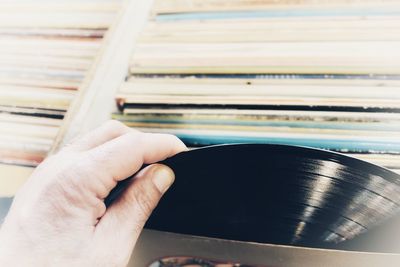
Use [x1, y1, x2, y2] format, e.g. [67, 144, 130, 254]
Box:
[94, 164, 174, 261]
[82, 131, 186, 195]
[63, 120, 133, 152]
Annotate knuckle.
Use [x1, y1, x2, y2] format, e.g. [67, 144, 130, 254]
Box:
[50, 156, 93, 198]
[54, 168, 84, 200]
[60, 156, 89, 180]
[85, 148, 109, 166]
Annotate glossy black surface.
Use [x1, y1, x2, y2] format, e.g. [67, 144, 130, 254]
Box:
[144, 144, 400, 251]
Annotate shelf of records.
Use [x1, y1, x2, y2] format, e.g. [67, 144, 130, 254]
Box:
[2, 0, 400, 198]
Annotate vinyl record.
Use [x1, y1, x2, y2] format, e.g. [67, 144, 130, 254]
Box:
[120, 144, 400, 251]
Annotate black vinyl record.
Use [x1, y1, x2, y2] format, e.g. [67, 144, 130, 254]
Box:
[135, 144, 400, 252]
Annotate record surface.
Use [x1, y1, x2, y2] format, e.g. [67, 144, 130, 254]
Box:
[137, 144, 400, 251]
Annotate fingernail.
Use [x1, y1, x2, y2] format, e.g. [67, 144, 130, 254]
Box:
[152, 165, 175, 194]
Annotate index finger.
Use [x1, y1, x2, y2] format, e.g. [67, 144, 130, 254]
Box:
[83, 131, 187, 195]
[64, 120, 133, 152]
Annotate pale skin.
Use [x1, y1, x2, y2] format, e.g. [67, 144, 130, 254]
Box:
[0, 120, 188, 267]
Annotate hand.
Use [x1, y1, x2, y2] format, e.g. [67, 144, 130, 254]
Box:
[0, 120, 187, 267]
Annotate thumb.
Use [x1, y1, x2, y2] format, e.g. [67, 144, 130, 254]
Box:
[94, 164, 174, 258]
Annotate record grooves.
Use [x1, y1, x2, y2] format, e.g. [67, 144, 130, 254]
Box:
[125, 144, 400, 252]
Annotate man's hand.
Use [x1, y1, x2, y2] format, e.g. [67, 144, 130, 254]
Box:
[0, 120, 187, 267]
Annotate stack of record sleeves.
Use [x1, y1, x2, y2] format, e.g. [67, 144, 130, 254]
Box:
[0, 0, 121, 170]
[113, 0, 400, 173]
